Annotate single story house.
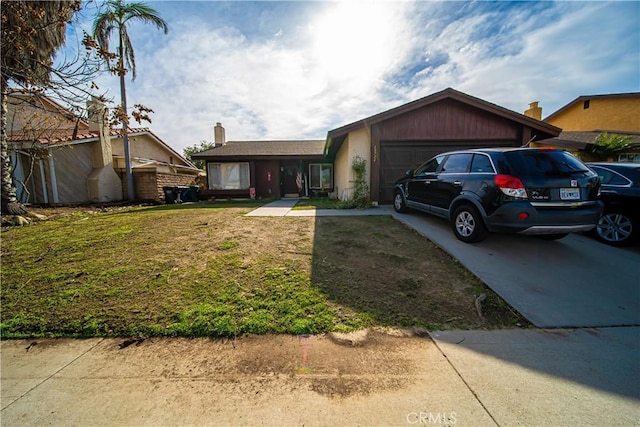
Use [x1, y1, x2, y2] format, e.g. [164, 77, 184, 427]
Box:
[326, 88, 561, 204]
[7, 92, 200, 205]
[192, 123, 327, 200]
[193, 88, 561, 204]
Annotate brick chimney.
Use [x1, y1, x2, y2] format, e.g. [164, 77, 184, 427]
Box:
[524, 102, 542, 120]
[214, 122, 226, 146]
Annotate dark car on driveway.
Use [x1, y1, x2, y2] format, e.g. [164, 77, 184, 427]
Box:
[586, 163, 640, 246]
[393, 147, 603, 243]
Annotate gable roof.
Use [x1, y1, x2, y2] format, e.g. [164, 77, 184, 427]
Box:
[192, 140, 326, 160]
[544, 92, 640, 122]
[10, 127, 199, 170]
[7, 91, 90, 130]
[7, 92, 198, 171]
[326, 87, 561, 142]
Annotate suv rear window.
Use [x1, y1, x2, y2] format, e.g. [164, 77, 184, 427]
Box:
[503, 150, 591, 178]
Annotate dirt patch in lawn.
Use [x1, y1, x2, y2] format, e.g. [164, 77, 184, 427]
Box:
[310, 216, 522, 330]
[1, 203, 526, 337]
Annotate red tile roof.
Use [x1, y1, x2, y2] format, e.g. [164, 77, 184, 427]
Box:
[8, 128, 151, 145]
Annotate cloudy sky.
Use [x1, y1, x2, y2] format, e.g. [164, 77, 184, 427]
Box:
[68, 1, 639, 154]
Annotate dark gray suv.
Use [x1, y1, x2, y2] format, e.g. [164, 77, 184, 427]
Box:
[393, 147, 603, 243]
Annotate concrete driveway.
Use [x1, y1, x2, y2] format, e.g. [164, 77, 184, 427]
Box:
[389, 208, 640, 328]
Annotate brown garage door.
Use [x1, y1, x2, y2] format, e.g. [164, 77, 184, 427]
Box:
[379, 140, 513, 203]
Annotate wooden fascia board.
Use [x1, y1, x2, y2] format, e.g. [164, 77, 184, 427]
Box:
[200, 155, 326, 162]
[326, 88, 561, 141]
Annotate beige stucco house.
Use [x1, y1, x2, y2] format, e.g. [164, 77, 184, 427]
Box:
[7, 92, 199, 205]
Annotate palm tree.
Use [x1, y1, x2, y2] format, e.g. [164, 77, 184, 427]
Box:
[1, 1, 81, 215]
[92, 0, 168, 200]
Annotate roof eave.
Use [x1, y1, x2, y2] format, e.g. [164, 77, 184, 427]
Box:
[544, 92, 640, 122]
[326, 87, 561, 141]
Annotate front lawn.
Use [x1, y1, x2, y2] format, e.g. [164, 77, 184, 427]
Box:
[0, 203, 525, 338]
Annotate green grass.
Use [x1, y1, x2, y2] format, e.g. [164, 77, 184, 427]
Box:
[0, 203, 526, 338]
[292, 198, 343, 210]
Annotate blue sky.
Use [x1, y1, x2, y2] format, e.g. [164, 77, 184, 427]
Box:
[69, 1, 640, 153]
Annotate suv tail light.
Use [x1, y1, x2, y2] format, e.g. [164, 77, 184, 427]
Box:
[495, 174, 528, 199]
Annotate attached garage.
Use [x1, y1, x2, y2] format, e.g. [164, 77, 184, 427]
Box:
[379, 140, 512, 204]
[326, 88, 562, 204]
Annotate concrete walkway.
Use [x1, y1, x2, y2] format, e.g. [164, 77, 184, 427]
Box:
[245, 198, 390, 217]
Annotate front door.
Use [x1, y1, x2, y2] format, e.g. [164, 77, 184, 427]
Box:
[255, 160, 280, 199]
[280, 160, 301, 196]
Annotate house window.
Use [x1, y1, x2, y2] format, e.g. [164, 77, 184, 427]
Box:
[207, 162, 250, 189]
[618, 153, 640, 163]
[309, 163, 333, 190]
[583, 100, 590, 109]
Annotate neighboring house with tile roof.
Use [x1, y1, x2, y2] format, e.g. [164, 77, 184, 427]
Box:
[192, 123, 328, 199]
[6, 92, 200, 205]
[526, 93, 640, 162]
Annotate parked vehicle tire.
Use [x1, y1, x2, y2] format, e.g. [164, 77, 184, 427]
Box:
[393, 190, 408, 213]
[595, 209, 637, 246]
[451, 205, 487, 243]
[536, 233, 569, 241]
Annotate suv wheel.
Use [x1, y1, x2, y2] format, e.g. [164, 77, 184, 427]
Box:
[451, 205, 487, 243]
[393, 190, 408, 213]
[595, 209, 636, 246]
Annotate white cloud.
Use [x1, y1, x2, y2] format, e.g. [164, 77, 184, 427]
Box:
[75, 1, 638, 154]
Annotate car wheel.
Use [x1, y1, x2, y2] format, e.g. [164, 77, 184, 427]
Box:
[393, 190, 408, 213]
[595, 210, 636, 246]
[451, 205, 487, 243]
[536, 233, 569, 241]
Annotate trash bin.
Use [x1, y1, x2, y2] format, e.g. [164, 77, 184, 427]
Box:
[163, 186, 177, 204]
[187, 185, 201, 202]
[177, 186, 190, 203]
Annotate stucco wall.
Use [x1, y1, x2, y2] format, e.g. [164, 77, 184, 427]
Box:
[333, 127, 371, 201]
[112, 133, 189, 166]
[547, 98, 640, 132]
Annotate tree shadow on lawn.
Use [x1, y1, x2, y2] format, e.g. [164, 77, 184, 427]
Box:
[309, 216, 525, 331]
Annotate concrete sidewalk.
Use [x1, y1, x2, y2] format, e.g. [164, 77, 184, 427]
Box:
[2, 328, 638, 426]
